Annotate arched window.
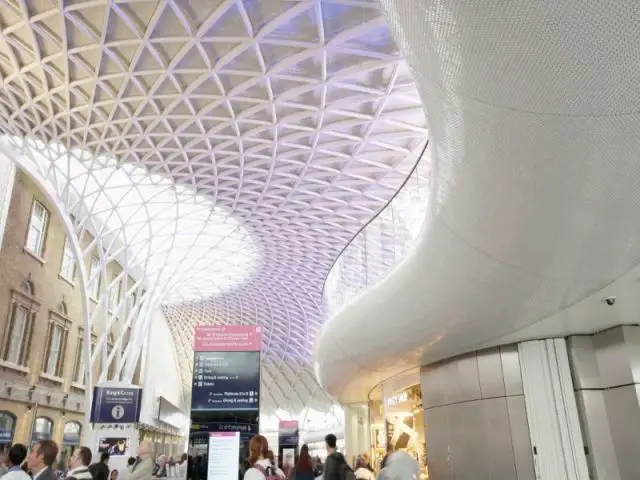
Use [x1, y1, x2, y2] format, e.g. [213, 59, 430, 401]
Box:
[32, 416, 53, 443]
[62, 421, 81, 446]
[0, 411, 16, 446]
[58, 301, 68, 316]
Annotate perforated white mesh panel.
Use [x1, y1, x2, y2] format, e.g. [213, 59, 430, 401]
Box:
[0, 0, 426, 419]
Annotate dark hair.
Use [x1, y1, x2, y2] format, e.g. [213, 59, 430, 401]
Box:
[248, 435, 269, 466]
[101, 452, 110, 463]
[127, 457, 136, 466]
[181, 453, 187, 463]
[296, 444, 312, 473]
[8, 444, 27, 467]
[36, 440, 59, 467]
[77, 447, 92, 467]
[325, 434, 337, 449]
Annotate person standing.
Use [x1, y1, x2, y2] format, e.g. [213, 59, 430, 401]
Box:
[0, 444, 30, 480]
[89, 452, 110, 480]
[65, 447, 93, 480]
[27, 440, 59, 480]
[323, 435, 353, 480]
[123, 441, 153, 480]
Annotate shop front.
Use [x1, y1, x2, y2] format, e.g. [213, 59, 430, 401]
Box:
[368, 370, 428, 478]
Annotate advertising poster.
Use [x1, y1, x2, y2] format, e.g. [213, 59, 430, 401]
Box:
[90, 387, 142, 423]
[97, 437, 129, 456]
[208, 432, 240, 480]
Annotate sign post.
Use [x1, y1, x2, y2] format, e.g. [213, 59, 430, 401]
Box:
[278, 420, 299, 475]
[190, 325, 262, 480]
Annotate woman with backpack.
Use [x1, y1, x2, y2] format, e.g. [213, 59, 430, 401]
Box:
[243, 435, 285, 480]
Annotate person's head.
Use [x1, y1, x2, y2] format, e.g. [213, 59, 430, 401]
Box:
[325, 434, 337, 453]
[28, 440, 59, 471]
[355, 455, 367, 470]
[248, 435, 269, 466]
[127, 457, 136, 467]
[101, 452, 110, 465]
[7, 444, 27, 468]
[137, 441, 153, 460]
[362, 452, 370, 462]
[296, 444, 312, 472]
[181, 454, 187, 463]
[70, 447, 92, 470]
[109, 469, 119, 480]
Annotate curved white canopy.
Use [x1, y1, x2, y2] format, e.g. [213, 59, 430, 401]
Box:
[315, 0, 640, 402]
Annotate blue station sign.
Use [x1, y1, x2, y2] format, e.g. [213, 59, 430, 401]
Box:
[90, 387, 143, 423]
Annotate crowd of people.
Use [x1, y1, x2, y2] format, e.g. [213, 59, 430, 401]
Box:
[0, 434, 418, 480]
[0, 440, 188, 480]
[237, 434, 419, 480]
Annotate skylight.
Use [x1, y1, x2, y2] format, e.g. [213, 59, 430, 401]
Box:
[9, 136, 259, 302]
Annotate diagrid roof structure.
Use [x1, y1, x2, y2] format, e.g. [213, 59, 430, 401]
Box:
[0, 0, 426, 422]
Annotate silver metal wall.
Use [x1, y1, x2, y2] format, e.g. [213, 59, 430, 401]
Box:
[420, 345, 535, 480]
[568, 326, 640, 480]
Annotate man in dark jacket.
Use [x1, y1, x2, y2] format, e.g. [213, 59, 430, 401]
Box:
[89, 452, 110, 480]
[323, 434, 354, 480]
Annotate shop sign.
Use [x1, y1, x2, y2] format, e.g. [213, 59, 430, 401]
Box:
[386, 391, 409, 407]
[90, 386, 143, 423]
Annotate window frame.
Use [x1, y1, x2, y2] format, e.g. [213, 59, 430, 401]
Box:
[72, 329, 96, 388]
[59, 237, 76, 283]
[41, 309, 71, 380]
[1, 283, 39, 371]
[24, 200, 49, 258]
[88, 255, 101, 300]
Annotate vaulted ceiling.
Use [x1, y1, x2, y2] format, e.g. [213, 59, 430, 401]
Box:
[0, 0, 426, 420]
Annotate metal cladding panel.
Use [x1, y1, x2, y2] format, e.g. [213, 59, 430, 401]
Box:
[501, 344, 524, 396]
[421, 346, 533, 479]
[477, 347, 506, 399]
[593, 328, 632, 389]
[424, 405, 452, 480]
[567, 335, 601, 390]
[574, 390, 621, 480]
[506, 395, 536, 480]
[453, 353, 482, 404]
[603, 385, 640, 479]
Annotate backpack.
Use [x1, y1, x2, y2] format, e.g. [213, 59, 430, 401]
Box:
[254, 464, 282, 480]
[339, 462, 356, 480]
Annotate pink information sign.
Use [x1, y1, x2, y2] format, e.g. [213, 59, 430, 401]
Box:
[194, 325, 262, 352]
[279, 420, 299, 430]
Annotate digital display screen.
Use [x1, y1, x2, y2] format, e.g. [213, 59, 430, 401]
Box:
[191, 351, 260, 411]
[98, 437, 129, 456]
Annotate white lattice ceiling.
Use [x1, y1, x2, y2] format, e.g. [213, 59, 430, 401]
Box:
[0, 0, 426, 419]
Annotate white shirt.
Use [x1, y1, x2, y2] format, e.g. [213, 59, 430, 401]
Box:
[354, 468, 375, 480]
[1, 469, 31, 480]
[243, 459, 285, 480]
